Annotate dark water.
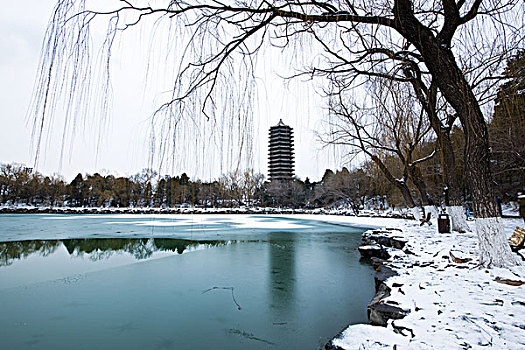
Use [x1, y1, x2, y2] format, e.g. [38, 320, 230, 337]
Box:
[0, 214, 374, 349]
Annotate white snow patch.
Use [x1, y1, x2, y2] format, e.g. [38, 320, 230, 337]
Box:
[279, 214, 410, 230]
[106, 220, 200, 227]
[332, 324, 409, 349]
[232, 221, 311, 229]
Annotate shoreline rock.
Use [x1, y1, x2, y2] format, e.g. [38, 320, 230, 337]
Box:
[326, 228, 410, 349]
[362, 235, 410, 327]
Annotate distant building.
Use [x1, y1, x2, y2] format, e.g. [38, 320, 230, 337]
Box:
[268, 119, 294, 182]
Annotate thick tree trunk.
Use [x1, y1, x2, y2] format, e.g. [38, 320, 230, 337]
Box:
[446, 205, 470, 233]
[409, 206, 423, 221]
[426, 59, 516, 265]
[406, 51, 468, 233]
[476, 218, 518, 267]
[393, 0, 517, 267]
[425, 106, 463, 207]
[408, 165, 434, 206]
[436, 130, 463, 206]
[394, 0, 496, 216]
[406, 61, 463, 208]
[396, 182, 415, 208]
[371, 155, 419, 216]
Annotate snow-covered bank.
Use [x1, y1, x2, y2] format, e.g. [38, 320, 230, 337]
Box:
[323, 217, 525, 350]
[0, 205, 413, 218]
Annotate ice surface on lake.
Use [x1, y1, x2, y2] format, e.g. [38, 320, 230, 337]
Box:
[0, 214, 371, 349]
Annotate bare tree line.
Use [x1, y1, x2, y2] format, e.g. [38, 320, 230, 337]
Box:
[0, 164, 265, 208]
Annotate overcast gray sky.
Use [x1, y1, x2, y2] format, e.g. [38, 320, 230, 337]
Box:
[0, 0, 344, 182]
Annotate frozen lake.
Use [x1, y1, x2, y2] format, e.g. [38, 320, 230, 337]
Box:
[0, 214, 374, 349]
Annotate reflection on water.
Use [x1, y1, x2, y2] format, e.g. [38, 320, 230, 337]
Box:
[0, 238, 228, 267]
[269, 232, 296, 312]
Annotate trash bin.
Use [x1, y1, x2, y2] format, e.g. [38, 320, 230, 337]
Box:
[438, 213, 451, 233]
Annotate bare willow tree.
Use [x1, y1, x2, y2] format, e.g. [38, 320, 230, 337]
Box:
[31, 1, 524, 267]
[331, 52, 470, 230]
[401, 71, 472, 231]
[323, 78, 435, 220]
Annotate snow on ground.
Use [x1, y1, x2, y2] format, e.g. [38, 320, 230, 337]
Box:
[314, 215, 525, 350]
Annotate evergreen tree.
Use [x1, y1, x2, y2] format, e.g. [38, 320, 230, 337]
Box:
[68, 173, 86, 207]
[490, 51, 525, 199]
